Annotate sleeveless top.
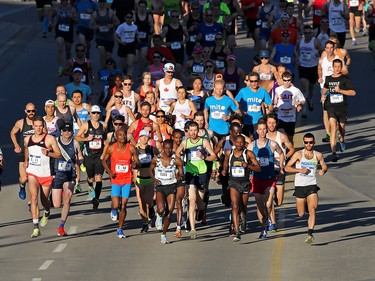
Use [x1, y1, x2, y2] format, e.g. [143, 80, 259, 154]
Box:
[295, 150, 318, 186]
[190, 59, 205, 76]
[320, 56, 335, 88]
[44, 116, 59, 137]
[71, 57, 90, 85]
[110, 142, 132, 185]
[134, 118, 154, 142]
[74, 104, 90, 135]
[274, 44, 295, 73]
[136, 145, 154, 169]
[26, 134, 51, 177]
[223, 66, 240, 94]
[328, 2, 346, 33]
[139, 85, 154, 101]
[150, 64, 165, 87]
[252, 139, 275, 180]
[56, 106, 73, 126]
[159, 78, 178, 113]
[187, 90, 205, 111]
[172, 99, 192, 130]
[84, 121, 105, 157]
[260, 5, 274, 30]
[111, 104, 130, 124]
[185, 138, 207, 175]
[160, 124, 171, 141]
[210, 46, 227, 69]
[135, 12, 151, 43]
[186, 13, 202, 44]
[95, 8, 113, 41]
[20, 118, 35, 152]
[56, 4, 74, 34]
[266, 131, 286, 169]
[165, 24, 184, 52]
[258, 65, 274, 81]
[121, 90, 136, 113]
[202, 72, 215, 92]
[55, 137, 76, 174]
[154, 153, 177, 185]
[299, 37, 319, 68]
[228, 149, 251, 183]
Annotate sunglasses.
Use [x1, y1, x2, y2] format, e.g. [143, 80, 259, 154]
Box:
[166, 71, 174, 74]
[185, 129, 189, 132]
[203, 50, 210, 53]
[281, 19, 289, 22]
[205, 65, 213, 68]
[123, 83, 132, 86]
[260, 57, 268, 60]
[304, 141, 314, 144]
[61, 129, 72, 132]
[249, 80, 258, 83]
[171, 15, 179, 18]
[113, 123, 123, 126]
[114, 95, 123, 98]
[215, 38, 223, 40]
[92, 112, 100, 115]
[153, 56, 161, 59]
[156, 115, 165, 118]
[283, 79, 292, 82]
[76, 49, 85, 52]
[126, 16, 133, 19]
[304, 32, 312, 34]
[26, 110, 36, 113]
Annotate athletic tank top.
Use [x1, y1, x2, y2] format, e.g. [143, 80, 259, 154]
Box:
[43, 116, 59, 136]
[121, 90, 136, 113]
[111, 142, 132, 185]
[55, 137, 76, 173]
[26, 134, 51, 177]
[74, 104, 90, 135]
[56, 5, 74, 33]
[260, 5, 274, 30]
[185, 138, 207, 175]
[150, 64, 165, 87]
[266, 131, 286, 169]
[186, 13, 202, 43]
[135, 12, 151, 43]
[111, 104, 129, 124]
[20, 118, 35, 152]
[258, 65, 274, 81]
[299, 37, 319, 67]
[228, 149, 250, 182]
[190, 60, 205, 76]
[224, 66, 240, 94]
[295, 150, 318, 186]
[210, 46, 226, 69]
[328, 2, 346, 33]
[84, 120, 105, 157]
[187, 90, 205, 111]
[139, 85, 154, 101]
[165, 24, 184, 51]
[320, 56, 335, 88]
[154, 153, 177, 185]
[136, 145, 154, 169]
[172, 99, 192, 130]
[160, 124, 171, 141]
[134, 118, 154, 142]
[159, 78, 178, 113]
[274, 44, 295, 72]
[252, 139, 275, 180]
[95, 8, 113, 41]
[55, 106, 73, 126]
[202, 72, 215, 92]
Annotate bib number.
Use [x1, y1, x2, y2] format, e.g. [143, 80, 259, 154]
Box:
[139, 153, 152, 164]
[231, 166, 245, 177]
[330, 93, 344, 103]
[99, 25, 109, 32]
[216, 60, 225, 68]
[171, 42, 181, 50]
[226, 83, 236, 90]
[138, 31, 146, 39]
[205, 34, 215, 41]
[280, 56, 291, 64]
[211, 111, 224, 119]
[115, 164, 129, 173]
[80, 13, 91, 20]
[156, 169, 173, 180]
[58, 161, 72, 172]
[30, 155, 41, 166]
[258, 157, 269, 167]
[89, 139, 102, 150]
[247, 104, 261, 112]
[58, 24, 70, 32]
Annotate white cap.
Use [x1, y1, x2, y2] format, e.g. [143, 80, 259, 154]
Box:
[164, 63, 175, 72]
[72, 67, 83, 73]
[139, 129, 150, 138]
[91, 105, 101, 113]
[45, 99, 55, 106]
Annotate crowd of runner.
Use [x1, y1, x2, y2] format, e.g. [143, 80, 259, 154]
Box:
[6, 0, 364, 244]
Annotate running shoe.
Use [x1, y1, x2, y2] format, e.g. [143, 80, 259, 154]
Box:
[31, 228, 40, 238]
[18, 185, 26, 200]
[88, 186, 95, 198]
[110, 210, 118, 221]
[161, 234, 169, 244]
[339, 141, 346, 152]
[362, 28, 368, 36]
[92, 198, 99, 209]
[307, 98, 314, 111]
[233, 232, 241, 242]
[259, 228, 267, 239]
[155, 213, 163, 231]
[117, 229, 126, 238]
[148, 219, 153, 230]
[304, 234, 314, 244]
[351, 39, 357, 46]
[40, 212, 49, 227]
[58, 227, 68, 236]
[268, 223, 277, 232]
[174, 229, 182, 238]
[140, 224, 149, 233]
[74, 183, 82, 194]
[229, 224, 235, 237]
[80, 163, 86, 172]
[322, 134, 330, 143]
[190, 229, 197, 240]
[332, 153, 339, 162]
[239, 212, 247, 233]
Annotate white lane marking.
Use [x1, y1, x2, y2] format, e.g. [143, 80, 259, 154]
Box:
[53, 243, 67, 253]
[38, 260, 54, 270]
[68, 226, 78, 235]
[31, 278, 42, 281]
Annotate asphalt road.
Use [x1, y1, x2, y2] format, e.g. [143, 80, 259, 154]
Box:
[0, 1, 374, 281]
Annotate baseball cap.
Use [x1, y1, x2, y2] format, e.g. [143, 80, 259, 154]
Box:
[260, 50, 269, 58]
[62, 123, 73, 131]
[45, 99, 55, 106]
[111, 109, 120, 117]
[280, 13, 290, 19]
[215, 73, 223, 80]
[139, 129, 150, 138]
[105, 58, 115, 65]
[164, 63, 175, 72]
[194, 46, 203, 53]
[72, 67, 83, 73]
[91, 105, 101, 113]
[226, 54, 236, 61]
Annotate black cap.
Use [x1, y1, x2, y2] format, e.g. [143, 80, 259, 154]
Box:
[62, 123, 73, 131]
[105, 58, 115, 65]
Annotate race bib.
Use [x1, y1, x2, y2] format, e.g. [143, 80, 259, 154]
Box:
[330, 93, 344, 103]
[247, 104, 261, 112]
[156, 168, 173, 180]
[350, 0, 359, 6]
[216, 60, 225, 68]
[81, 74, 86, 82]
[190, 151, 201, 161]
[258, 157, 269, 167]
[80, 13, 91, 20]
[256, 19, 262, 26]
[192, 65, 204, 73]
[89, 139, 102, 150]
[331, 17, 343, 26]
[280, 56, 291, 64]
[205, 33, 215, 41]
[99, 25, 109, 32]
[231, 166, 245, 177]
[171, 42, 181, 50]
[226, 83, 236, 90]
[138, 31, 146, 39]
[262, 21, 269, 29]
[260, 74, 271, 80]
[190, 35, 197, 42]
[280, 108, 293, 117]
[115, 164, 129, 173]
[204, 81, 213, 90]
[314, 9, 321, 16]
[58, 160, 72, 172]
[29, 154, 41, 166]
[124, 32, 135, 40]
[211, 111, 224, 119]
[301, 53, 311, 61]
[58, 24, 70, 32]
[139, 153, 152, 164]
